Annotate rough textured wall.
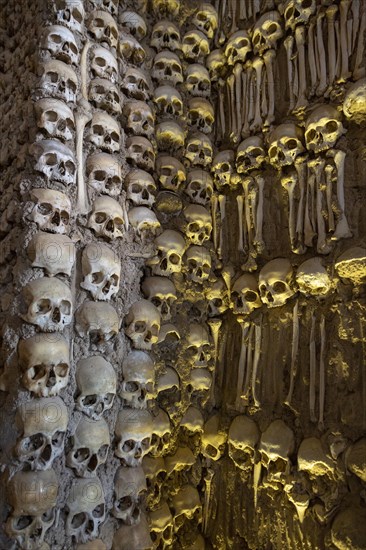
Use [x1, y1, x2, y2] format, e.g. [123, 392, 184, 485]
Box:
[0, 0, 365, 549]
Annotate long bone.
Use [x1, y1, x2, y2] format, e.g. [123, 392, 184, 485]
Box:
[211, 194, 219, 253]
[281, 171, 299, 254]
[284, 300, 299, 408]
[237, 195, 245, 252]
[315, 12, 327, 96]
[307, 20, 318, 97]
[325, 5, 338, 95]
[318, 315, 326, 431]
[284, 36, 295, 113]
[208, 318, 222, 406]
[309, 314, 317, 423]
[242, 176, 256, 260]
[247, 63, 255, 129]
[242, 322, 255, 404]
[229, 0, 238, 36]
[203, 468, 215, 534]
[294, 159, 307, 253]
[353, 10, 366, 80]
[263, 49, 275, 126]
[351, 1, 360, 52]
[235, 317, 251, 410]
[227, 74, 236, 142]
[324, 163, 335, 233]
[261, 69, 268, 122]
[80, 41, 90, 100]
[239, 0, 246, 20]
[304, 163, 316, 247]
[335, 20, 341, 80]
[339, 0, 351, 82]
[254, 174, 265, 255]
[294, 26, 307, 111]
[251, 318, 262, 409]
[218, 195, 226, 259]
[326, 149, 351, 241]
[234, 63, 243, 144]
[253, 0, 260, 18]
[241, 70, 248, 138]
[250, 57, 264, 133]
[347, 11, 353, 57]
[218, 82, 226, 141]
[76, 99, 92, 213]
[309, 158, 332, 254]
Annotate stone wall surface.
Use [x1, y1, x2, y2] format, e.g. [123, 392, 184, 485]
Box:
[0, 0, 365, 549]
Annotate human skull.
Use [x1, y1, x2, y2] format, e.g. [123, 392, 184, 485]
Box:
[283, 0, 317, 30]
[88, 196, 124, 240]
[188, 98, 214, 135]
[151, 21, 181, 52]
[5, 470, 58, 550]
[147, 229, 186, 276]
[88, 111, 120, 154]
[156, 367, 180, 412]
[149, 407, 172, 458]
[185, 63, 211, 98]
[75, 356, 117, 419]
[345, 438, 366, 482]
[67, 417, 110, 477]
[120, 350, 155, 409]
[165, 447, 196, 489]
[38, 60, 78, 103]
[305, 105, 344, 153]
[170, 485, 202, 532]
[90, 46, 118, 82]
[252, 11, 284, 55]
[113, 466, 147, 524]
[343, 78, 366, 124]
[184, 132, 213, 167]
[156, 120, 186, 152]
[296, 257, 332, 297]
[35, 98, 75, 142]
[185, 169, 213, 205]
[225, 30, 252, 66]
[86, 152, 122, 197]
[128, 207, 161, 242]
[184, 245, 211, 285]
[192, 3, 218, 39]
[115, 409, 153, 467]
[206, 277, 229, 316]
[259, 419, 295, 486]
[180, 406, 204, 454]
[126, 137, 156, 172]
[182, 30, 210, 63]
[152, 51, 183, 86]
[125, 169, 157, 207]
[236, 136, 267, 174]
[228, 415, 260, 472]
[335, 246, 366, 285]
[90, 0, 118, 14]
[119, 31, 146, 65]
[297, 437, 335, 480]
[259, 258, 296, 308]
[142, 456, 167, 509]
[18, 334, 69, 397]
[66, 478, 105, 542]
[75, 301, 120, 342]
[121, 67, 152, 102]
[231, 274, 262, 315]
[81, 243, 120, 301]
[15, 397, 68, 470]
[153, 0, 180, 18]
[206, 48, 227, 81]
[30, 188, 71, 234]
[142, 276, 177, 321]
[88, 78, 121, 115]
[112, 514, 153, 550]
[119, 11, 147, 41]
[22, 278, 72, 331]
[54, 0, 85, 34]
[27, 233, 75, 277]
[156, 156, 186, 192]
[187, 368, 212, 403]
[41, 25, 79, 65]
[184, 204, 212, 245]
[123, 101, 155, 139]
[185, 322, 211, 368]
[212, 150, 235, 188]
[125, 299, 161, 350]
[201, 415, 227, 461]
[154, 85, 183, 119]
[268, 123, 305, 169]
[31, 139, 76, 185]
[150, 501, 174, 549]
[87, 10, 118, 49]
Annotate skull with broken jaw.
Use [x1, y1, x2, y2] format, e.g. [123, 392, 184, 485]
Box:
[151, 20, 182, 53]
[128, 207, 161, 243]
[296, 257, 332, 298]
[185, 169, 213, 206]
[228, 415, 260, 474]
[283, 0, 316, 30]
[231, 274, 262, 315]
[179, 406, 204, 456]
[258, 419, 295, 489]
[54, 0, 85, 34]
[66, 478, 105, 543]
[121, 66, 152, 102]
[29, 188, 71, 234]
[225, 30, 252, 66]
[149, 501, 174, 549]
[15, 397, 68, 470]
[156, 156, 186, 192]
[149, 407, 172, 458]
[192, 3, 218, 39]
[182, 30, 210, 63]
[183, 204, 212, 246]
[81, 243, 120, 301]
[18, 334, 70, 397]
[88, 196, 125, 240]
[88, 78, 121, 115]
[125, 300, 161, 351]
[119, 31, 146, 65]
[268, 123, 305, 169]
[212, 150, 236, 189]
[35, 98, 75, 142]
[188, 98, 215, 135]
[206, 277, 229, 317]
[186, 368, 212, 407]
[125, 169, 157, 207]
[87, 10, 118, 50]
[206, 48, 227, 81]
[113, 466, 147, 524]
[147, 229, 186, 277]
[156, 366, 181, 413]
[142, 455, 167, 509]
[297, 437, 336, 489]
[38, 59, 78, 103]
[252, 11, 284, 56]
[41, 25, 79, 65]
[185, 64, 211, 98]
[75, 301, 120, 343]
[22, 278, 73, 332]
[88, 111, 121, 153]
[123, 101, 155, 140]
[169, 485, 202, 533]
[142, 277, 177, 321]
[75, 356, 117, 419]
[305, 105, 344, 153]
[115, 409, 154, 467]
[165, 447, 196, 487]
[184, 132, 213, 168]
[259, 258, 297, 308]
[185, 322, 212, 368]
[201, 414, 227, 462]
[236, 136, 267, 174]
[67, 417, 110, 477]
[120, 350, 155, 409]
[126, 137, 156, 172]
[31, 139, 76, 186]
[184, 245, 212, 285]
[87, 152, 122, 197]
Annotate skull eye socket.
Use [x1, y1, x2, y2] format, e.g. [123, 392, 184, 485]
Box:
[35, 299, 52, 313]
[267, 23, 279, 34]
[244, 290, 258, 302]
[44, 153, 58, 166]
[71, 512, 87, 528]
[94, 18, 105, 28]
[91, 271, 104, 284]
[47, 71, 59, 83]
[122, 439, 135, 452]
[273, 281, 287, 294]
[131, 183, 142, 193]
[125, 381, 140, 392]
[93, 170, 107, 182]
[54, 363, 69, 377]
[38, 202, 53, 215]
[325, 120, 339, 133]
[286, 138, 298, 150]
[205, 444, 218, 458]
[168, 253, 180, 265]
[134, 321, 147, 333]
[268, 146, 278, 158]
[44, 110, 58, 122]
[92, 504, 105, 518]
[94, 56, 106, 67]
[141, 437, 151, 449]
[307, 129, 316, 141]
[188, 222, 200, 232]
[28, 364, 47, 380]
[60, 300, 71, 314]
[94, 212, 107, 223]
[118, 496, 133, 511]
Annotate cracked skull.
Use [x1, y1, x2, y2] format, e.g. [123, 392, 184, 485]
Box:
[67, 417, 110, 477]
[88, 196, 124, 240]
[27, 233, 75, 277]
[22, 278, 72, 331]
[296, 257, 332, 297]
[115, 409, 153, 467]
[119, 31, 146, 65]
[119, 11, 147, 41]
[128, 207, 161, 243]
[125, 299, 161, 350]
[120, 350, 155, 409]
[76, 356, 117, 419]
[184, 204, 212, 245]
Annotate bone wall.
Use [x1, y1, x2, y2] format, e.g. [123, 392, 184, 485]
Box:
[0, 0, 366, 549]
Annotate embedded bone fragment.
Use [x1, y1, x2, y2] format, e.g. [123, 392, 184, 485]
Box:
[318, 315, 326, 431]
[307, 19, 318, 97]
[343, 78, 366, 124]
[218, 195, 226, 258]
[250, 57, 264, 133]
[294, 25, 307, 110]
[251, 320, 262, 409]
[284, 300, 299, 408]
[339, 0, 351, 82]
[353, 10, 366, 80]
[335, 247, 366, 284]
[296, 257, 332, 297]
[327, 149, 351, 241]
[203, 468, 214, 534]
[263, 49, 276, 125]
[315, 12, 327, 96]
[284, 36, 295, 112]
[326, 5, 338, 94]
[237, 195, 245, 252]
[235, 318, 250, 410]
[309, 315, 317, 423]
